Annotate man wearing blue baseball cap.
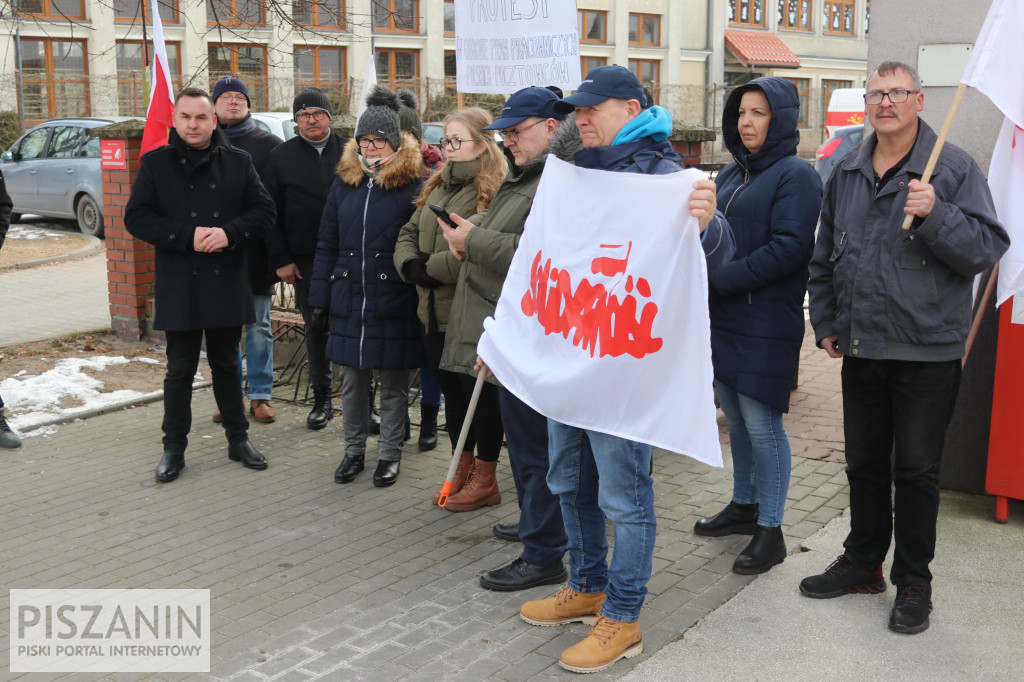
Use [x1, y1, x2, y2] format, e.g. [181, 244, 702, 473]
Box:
[516, 65, 735, 674]
[440, 86, 581, 593]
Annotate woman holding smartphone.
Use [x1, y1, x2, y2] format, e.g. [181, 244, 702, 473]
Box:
[395, 107, 508, 511]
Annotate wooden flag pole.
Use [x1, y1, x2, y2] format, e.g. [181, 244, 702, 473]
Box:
[437, 364, 487, 507]
[902, 82, 969, 230]
[963, 262, 1000, 367]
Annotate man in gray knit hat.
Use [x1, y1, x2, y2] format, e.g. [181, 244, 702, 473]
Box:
[262, 87, 347, 430]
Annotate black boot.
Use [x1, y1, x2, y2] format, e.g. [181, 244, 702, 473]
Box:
[335, 454, 364, 483]
[694, 501, 759, 536]
[228, 438, 268, 470]
[0, 409, 22, 449]
[155, 449, 185, 482]
[418, 403, 439, 451]
[733, 525, 786, 575]
[307, 387, 333, 430]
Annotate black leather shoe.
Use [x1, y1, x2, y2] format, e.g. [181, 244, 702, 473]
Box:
[479, 557, 567, 592]
[335, 455, 364, 483]
[155, 450, 185, 483]
[694, 501, 759, 537]
[733, 525, 786, 575]
[227, 439, 268, 470]
[373, 459, 401, 487]
[493, 521, 521, 542]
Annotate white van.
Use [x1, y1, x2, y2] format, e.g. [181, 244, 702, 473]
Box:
[825, 88, 865, 138]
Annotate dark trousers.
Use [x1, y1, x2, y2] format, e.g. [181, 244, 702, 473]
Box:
[294, 256, 332, 391]
[499, 387, 566, 567]
[424, 332, 504, 461]
[840, 356, 961, 585]
[163, 327, 248, 453]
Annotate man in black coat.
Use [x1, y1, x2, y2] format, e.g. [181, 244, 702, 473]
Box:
[125, 87, 277, 483]
[212, 76, 282, 425]
[262, 87, 345, 430]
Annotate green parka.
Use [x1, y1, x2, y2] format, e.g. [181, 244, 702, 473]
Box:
[394, 158, 482, 333]
[441, 118, 581, 379]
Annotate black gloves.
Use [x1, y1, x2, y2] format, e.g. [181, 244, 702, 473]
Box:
[402, 252, 443, 288]
[311, 307, 329, 330]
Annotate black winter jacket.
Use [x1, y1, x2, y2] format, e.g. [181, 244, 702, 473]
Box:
[262, 132, 346, 268]
[309, 133, 426, 370]
[125, 127, 276, 331]
[221, 118, 282, 293]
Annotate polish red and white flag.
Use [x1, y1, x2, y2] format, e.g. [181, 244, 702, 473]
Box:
[961, 0, 1024, 305]
[478, 158, 722, 467]
[140, 0, 175, 157]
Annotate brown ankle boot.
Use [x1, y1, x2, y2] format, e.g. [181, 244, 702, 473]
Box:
[433, 451, 474, 505]
[444, 459, 501, 512]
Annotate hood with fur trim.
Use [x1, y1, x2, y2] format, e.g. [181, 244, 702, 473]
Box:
[336, 130, 425, 191]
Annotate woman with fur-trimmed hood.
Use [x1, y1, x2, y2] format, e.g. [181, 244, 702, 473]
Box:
[309, 86, 425, 488]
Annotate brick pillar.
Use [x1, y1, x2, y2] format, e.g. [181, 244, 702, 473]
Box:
[92, 121, 156, 341]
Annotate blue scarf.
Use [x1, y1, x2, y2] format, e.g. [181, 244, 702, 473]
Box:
[612, 105, 673, 145]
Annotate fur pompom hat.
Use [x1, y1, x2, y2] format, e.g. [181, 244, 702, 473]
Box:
[356, 86, 403, 151]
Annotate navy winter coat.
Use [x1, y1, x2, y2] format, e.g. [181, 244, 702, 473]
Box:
[309, 133, 426, 370]
[125, 127, 276, 332]
[712, 77, 823, 413]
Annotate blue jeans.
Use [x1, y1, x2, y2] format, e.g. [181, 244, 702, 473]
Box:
[419, 362, 441, 406]
[714, 380, 791, 528]
[237, 294, 274, 400]
[547, 421, 655, 623]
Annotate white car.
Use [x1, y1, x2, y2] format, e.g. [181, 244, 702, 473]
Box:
[251, 112, 298, 141]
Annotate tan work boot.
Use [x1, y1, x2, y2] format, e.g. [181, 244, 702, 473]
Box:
[250, 399, 276, 423]
[559, 615, 643, 673]
[444, 458, 500, 512]
[520, 586, 606, 626]
[433, 451, 474, 505]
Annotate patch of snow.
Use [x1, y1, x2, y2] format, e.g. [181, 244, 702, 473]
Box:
[7, 225, 69, 240]
[1, 356, 148, 430]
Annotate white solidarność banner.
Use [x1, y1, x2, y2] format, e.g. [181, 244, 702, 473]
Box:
[478, 158, 723, 468]
[454, 1, 582, 95]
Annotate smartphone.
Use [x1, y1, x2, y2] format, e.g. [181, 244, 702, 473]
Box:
[428, 203, 459, 229]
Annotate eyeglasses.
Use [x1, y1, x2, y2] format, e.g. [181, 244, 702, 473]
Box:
[218, 94, 247, 104]
[498, 119, 545, 143]
[357, 136, 389, 149]
[438, 136, 467, 150]
[296, 110, 328, 121]
[863, 89, 919, 105]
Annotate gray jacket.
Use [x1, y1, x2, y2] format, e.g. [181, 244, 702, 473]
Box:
[807, 119, 1009, 362]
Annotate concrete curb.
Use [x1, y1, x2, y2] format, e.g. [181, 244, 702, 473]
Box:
[18, 380, 213, 434]
[0, 234, 104, 272]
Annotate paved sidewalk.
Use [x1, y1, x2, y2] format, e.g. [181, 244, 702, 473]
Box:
[0, 331, 852, 680]
[0, 252, 110, 348]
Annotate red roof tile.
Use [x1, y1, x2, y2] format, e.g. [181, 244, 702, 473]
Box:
[724, 30, 801, 69]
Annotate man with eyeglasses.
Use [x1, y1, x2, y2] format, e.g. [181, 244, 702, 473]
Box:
[262, 87, 347, 430]
[805, 61, 1008, 634]
[440, 86, 580, 593]
[211, 76, 282, 426]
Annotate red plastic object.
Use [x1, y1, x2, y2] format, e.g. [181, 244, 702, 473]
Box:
[986, 297, 1024, 523]
[816, 137, 841, 161]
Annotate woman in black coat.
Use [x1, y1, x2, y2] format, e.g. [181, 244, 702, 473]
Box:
[309, 87, 425, 488]
[693, 77, 823, 574]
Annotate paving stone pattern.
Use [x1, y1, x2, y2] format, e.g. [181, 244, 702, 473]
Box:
[0, 330, 848, 680]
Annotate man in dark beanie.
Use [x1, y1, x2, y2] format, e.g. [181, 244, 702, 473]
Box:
[211, 75, 282, 425]
[262, 87, 347, 430]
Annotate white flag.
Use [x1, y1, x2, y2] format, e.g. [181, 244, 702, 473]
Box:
[961, 0, 1024, 127]
[986, 120, 1024, 305]
[478, 159, 722, 468]
[356, 51, 377, 121]
[961, 0, 1024, 303]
